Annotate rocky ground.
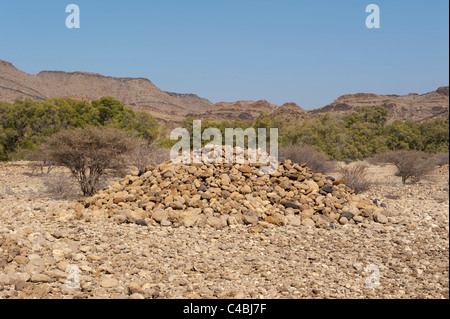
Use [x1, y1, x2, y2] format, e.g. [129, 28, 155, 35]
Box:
[0, 161, 448, 299]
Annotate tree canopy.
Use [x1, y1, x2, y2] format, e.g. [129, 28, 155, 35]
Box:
[1, 98, 448, 161]
[0, 97, 159, 160]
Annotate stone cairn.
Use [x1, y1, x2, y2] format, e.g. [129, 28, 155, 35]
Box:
[82, 147, 388, 229]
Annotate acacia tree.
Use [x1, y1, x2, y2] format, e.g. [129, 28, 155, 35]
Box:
[41, 126, 138, 196]
[370, 150, 436, 184]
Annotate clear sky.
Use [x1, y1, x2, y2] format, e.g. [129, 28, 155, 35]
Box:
[0, 0, 448, 109]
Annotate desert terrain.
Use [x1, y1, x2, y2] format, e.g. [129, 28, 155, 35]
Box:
[0, 160, 448, 299]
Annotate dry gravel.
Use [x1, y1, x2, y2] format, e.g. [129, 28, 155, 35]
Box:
[0, 161, 448, 299]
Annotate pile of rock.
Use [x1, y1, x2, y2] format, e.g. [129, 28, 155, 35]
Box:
[82, 147, 389, 229]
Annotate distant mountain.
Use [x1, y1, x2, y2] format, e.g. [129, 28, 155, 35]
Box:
[0, 59, 448, 124]
[310, 87, 449, 123]
[0, 59, 212, 122]
[187, 100, 309, 122]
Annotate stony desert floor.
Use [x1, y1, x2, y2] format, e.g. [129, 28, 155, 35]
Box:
[0, 161, 448, 299]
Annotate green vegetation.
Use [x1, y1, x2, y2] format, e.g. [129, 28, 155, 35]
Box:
[0, 97, 159, 160]
[293, 107, 448, 160]
[162, 106, 448, 160]
[1, 97, 448, 162]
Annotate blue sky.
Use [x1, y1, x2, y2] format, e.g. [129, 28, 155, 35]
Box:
[0, 0, 448, 109]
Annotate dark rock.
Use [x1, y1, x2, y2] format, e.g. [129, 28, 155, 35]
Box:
[325, 176, 335, 182]
[380, 203, 387, 209]
[284, 201, 299, 209]
[340, 212, 354, 220]
[135, 219, 148, 226]
[138, 169, 146, 177]
[385, 194, 401, 200]
[286, 173, 303, 181]
[320, 185, 333, 194]
[372, 199, 379, 206]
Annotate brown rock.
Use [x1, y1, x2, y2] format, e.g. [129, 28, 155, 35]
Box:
[240, 185, 252, 194]
[353, 215, 363, 223]
[100, 277, 119, 288]
[113, 197, 125, 205]
[302, 219, 315, 227]
[201, 192, 215, 200]
[14, 255, 29, 265]
[206, 216, 226, 229]
[248, 225, 263, 233]
[239, 165, 253, 174]
[333, 179, 346, 185]
[243, 211, 260, 225]
[301, 209, 314, 219]
[374, 214, 388, 224]
[31, 274, 52, 283]
[74, 204, 84, 213]
[180, 209, 201, 227]
[151, 210, 169, 223]
[265, 216, 279, 226]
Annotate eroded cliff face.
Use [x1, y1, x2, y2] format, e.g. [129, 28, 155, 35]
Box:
[0, 60, 212, 122]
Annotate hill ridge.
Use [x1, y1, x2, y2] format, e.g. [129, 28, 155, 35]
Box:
[0, 59, 448, 123]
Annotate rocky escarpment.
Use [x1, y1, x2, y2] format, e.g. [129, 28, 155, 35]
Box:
[310, 87, 449, 123]
[0, 60, 211, 123]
